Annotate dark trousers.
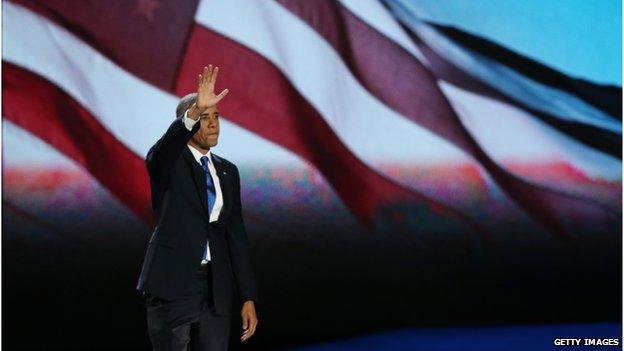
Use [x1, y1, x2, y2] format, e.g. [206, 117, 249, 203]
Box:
[145, 263, 231, 351]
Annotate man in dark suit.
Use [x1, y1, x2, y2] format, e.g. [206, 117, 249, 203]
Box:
[137, 65, 258, 350]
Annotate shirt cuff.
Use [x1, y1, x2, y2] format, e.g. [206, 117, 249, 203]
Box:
[182, 109, 200, 131]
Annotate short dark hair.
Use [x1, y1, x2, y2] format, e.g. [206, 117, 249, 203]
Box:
[176, 93, 197, 119]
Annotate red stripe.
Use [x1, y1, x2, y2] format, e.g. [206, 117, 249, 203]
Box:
[275, 0, 620, 240]
[9, 0, 199, 91]
[2, 62, 154, 223]
[175, 25, 487, 236]
[276, 0, 469, 145]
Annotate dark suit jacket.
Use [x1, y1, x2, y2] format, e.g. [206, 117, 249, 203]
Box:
[136, 118, 258, 316]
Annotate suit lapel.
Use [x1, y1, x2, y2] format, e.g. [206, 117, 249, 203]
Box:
[182, 147, 209, 218]
[211, 153, 231, 222]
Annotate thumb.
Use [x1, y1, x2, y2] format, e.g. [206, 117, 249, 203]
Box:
[216, 88, 229, 101]
[242, 313, 249, 331]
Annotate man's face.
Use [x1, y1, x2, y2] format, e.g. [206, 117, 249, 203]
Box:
[190, 105, 220, 150]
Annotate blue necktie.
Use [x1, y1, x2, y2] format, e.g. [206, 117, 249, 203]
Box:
[200, 156, 216, 217]
[200, 156, 216, 262]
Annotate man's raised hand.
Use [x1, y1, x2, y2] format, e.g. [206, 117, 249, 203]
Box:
[189, 65, 229, 120]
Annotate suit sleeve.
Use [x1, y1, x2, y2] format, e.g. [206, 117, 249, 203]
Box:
[146, 116, 200, 187]
[226, 166, 259, 303]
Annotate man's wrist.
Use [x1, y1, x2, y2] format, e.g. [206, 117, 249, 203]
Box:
[182, 108, 201, 131]
[187, 103, 201, 121]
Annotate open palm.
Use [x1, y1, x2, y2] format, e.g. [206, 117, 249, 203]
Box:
[196, 64, 229, 110]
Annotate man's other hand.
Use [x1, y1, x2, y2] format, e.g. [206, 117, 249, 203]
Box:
[240, 300, 258, 342]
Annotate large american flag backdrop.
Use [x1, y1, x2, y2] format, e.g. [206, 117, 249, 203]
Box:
[3, 0, 621, 350]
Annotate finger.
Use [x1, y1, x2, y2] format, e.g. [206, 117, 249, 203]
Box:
[206, 64, 213, 84]
[197, 74, 202, 89]
[210, 66, 219, 86]
[201, 66, 210, 86]
[201, 67, 207, 85]
[243, 319, 255, 341]
[250, 319, 258, 336]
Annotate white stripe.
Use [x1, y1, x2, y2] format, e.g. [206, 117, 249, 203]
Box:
[386, 2, 621, 134]
[2, 120, 77, 168]
[195, 0, 472, 165]
[2, 2, 304, 167]
[440, 81, 621, 181]
[337, 0, 430, 66]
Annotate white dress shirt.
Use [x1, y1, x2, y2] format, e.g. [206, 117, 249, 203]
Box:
[183, 110, 224, 262]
